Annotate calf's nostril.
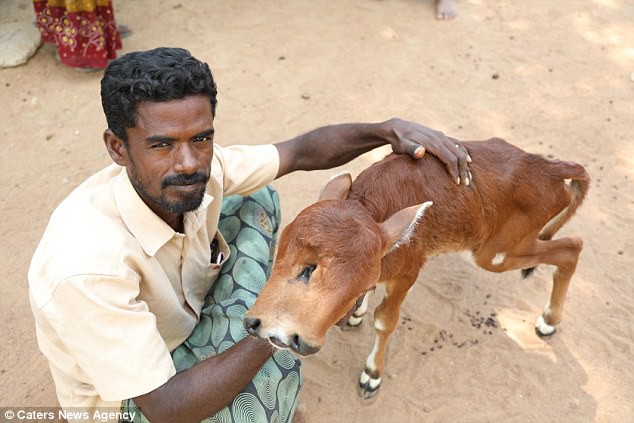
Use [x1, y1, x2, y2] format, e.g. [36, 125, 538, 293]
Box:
[291, 334, 301, 352]
[244, 317, 261, 335]
[290, 334, 321, 356]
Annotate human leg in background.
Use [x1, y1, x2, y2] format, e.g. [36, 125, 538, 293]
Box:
[32, 0, 122, 69]
[435, 0, 457, 20]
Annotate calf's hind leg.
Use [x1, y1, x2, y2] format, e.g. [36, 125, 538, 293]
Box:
[477, 236, 583, 337]
[359, 275, 417, 399]
[533, 237, 583, 337]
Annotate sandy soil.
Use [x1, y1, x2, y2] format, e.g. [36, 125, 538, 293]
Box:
[1, 0, 633, 421]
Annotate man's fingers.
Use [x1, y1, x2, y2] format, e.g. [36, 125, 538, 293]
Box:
[455, 144, 470, 186]
[402, 140, 426, 159]
[446, 138, 471, 186]
[410, 138, 462, 185]
[400, 129, 471, 186]
[433, 143, 461, 184]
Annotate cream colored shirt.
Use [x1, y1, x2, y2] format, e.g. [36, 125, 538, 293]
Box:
[28, 144, 279, 418]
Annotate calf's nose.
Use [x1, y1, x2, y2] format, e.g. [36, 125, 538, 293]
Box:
[290, 334, 321, 356]
[243, 317, 261, 336]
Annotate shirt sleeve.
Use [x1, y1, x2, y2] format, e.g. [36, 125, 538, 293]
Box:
[212, 144, 280, 196]
[39, 274, 177, 401]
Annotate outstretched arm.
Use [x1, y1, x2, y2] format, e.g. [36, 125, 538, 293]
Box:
[275, 118, 471, 185]
[133, 336, 274, 423]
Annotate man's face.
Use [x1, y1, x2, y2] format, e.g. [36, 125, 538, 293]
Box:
[118, 95, 214, 226]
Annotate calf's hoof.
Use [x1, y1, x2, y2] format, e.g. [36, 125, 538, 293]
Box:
[342, 315, 364, 331]
[358, 370, 381, 399]
[535, 315, 557, 338]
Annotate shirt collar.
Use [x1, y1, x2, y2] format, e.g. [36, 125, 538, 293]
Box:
[114, 167, 213, 257]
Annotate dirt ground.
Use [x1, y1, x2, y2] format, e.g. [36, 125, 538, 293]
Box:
[1, 0, 633, 421]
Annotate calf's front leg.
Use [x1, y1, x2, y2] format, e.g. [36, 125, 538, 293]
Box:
[359, 275, 417, 399]
[345, 289, 373, 329]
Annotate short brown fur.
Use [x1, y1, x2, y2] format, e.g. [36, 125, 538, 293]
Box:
[245, 138, 589, 397]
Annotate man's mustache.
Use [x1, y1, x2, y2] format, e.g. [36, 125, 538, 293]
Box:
[161, 172, 209, 188]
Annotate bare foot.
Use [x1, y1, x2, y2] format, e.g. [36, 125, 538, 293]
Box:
[435, 0, 457, 20]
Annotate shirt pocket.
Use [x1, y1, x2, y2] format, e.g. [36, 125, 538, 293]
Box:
[191, 231, 232, 314]
[208, 230, 231, 273]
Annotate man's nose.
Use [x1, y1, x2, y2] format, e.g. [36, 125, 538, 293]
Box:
[173, 143, 199, 173]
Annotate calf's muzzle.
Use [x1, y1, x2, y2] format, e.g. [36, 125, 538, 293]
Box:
[243, 316, 321, 356]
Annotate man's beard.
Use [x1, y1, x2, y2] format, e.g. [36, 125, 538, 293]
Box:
[130, 169, 210, 216]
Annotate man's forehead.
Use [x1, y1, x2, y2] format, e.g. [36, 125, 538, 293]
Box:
[136, 95, 212, 118]
[133, 96, 214, 132]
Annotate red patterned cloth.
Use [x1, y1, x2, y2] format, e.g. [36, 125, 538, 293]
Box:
[33, 0, 122, 69]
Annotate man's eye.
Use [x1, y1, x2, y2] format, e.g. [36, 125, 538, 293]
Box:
[298, 265, 317, 282]
[194, 136, 211, 143]
[152, 143, 170, 149]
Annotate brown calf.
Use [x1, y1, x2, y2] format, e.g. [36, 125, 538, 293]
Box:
[244, 138, 589, 398]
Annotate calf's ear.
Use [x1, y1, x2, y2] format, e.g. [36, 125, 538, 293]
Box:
[379, 201, 433, 255]
[318, 173, 352, 201]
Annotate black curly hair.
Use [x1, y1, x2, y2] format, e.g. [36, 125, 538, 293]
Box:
[100, 47, 218, 144]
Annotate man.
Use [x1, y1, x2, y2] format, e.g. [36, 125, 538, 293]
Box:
[29, 47, 470, 422]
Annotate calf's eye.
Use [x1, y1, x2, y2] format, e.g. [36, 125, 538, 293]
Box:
[298, 264, 317, 282]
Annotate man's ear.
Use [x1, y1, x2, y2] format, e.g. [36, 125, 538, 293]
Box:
[379, 201, 433, 255]
[103, 129, 127, 166]
[318, 172, 352, 201]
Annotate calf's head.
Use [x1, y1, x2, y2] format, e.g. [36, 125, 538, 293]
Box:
[244, 173, 432, 356]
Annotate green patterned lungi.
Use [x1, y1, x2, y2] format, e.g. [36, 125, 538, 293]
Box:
[122, 186, 302, 422]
